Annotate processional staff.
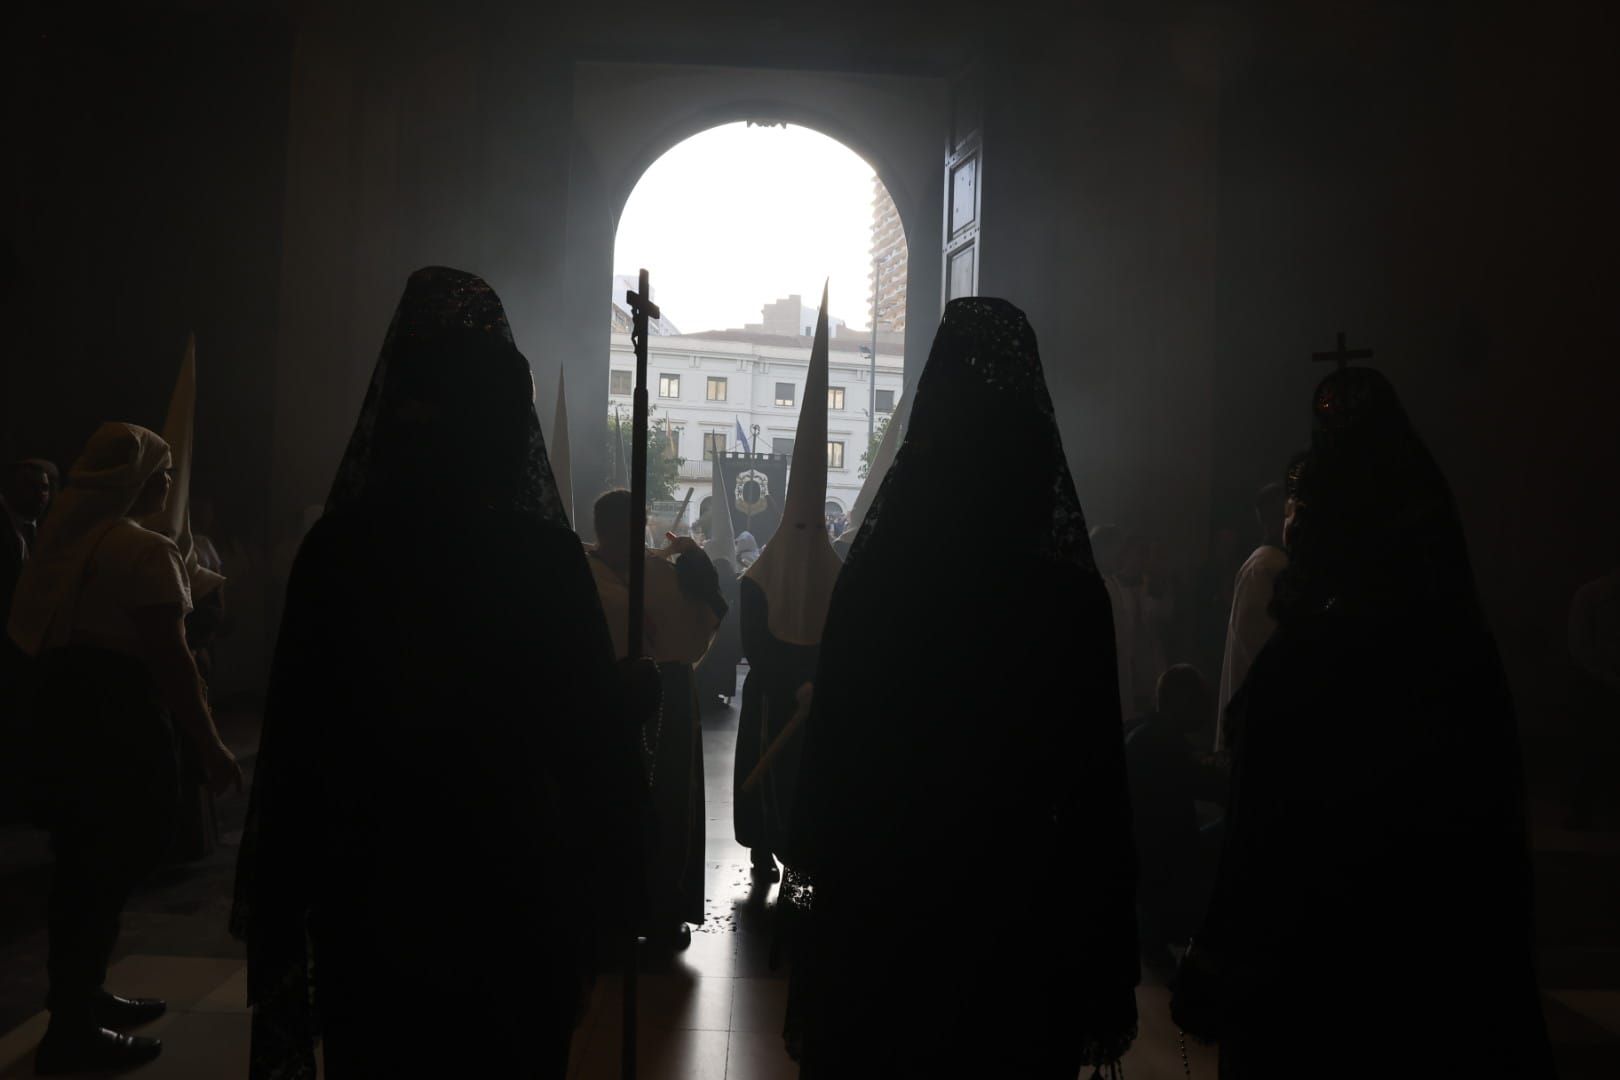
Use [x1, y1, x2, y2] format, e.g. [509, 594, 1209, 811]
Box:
[621, 267, 662, 1080]
[1312, 330, 1373, 372]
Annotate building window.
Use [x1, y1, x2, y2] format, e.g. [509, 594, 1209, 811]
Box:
[775, 382, 795, 407]
[773, 437, 796, 457]
[875, 388, 896, 413]
[663, 427, 683, 458]
[610, 370, 632, 395]
[706, 376, 728, 401]
[659, 374, 680, 398]
[828, 386, 845, 410]
[703, 432, 726, 460]
[828, 441, 845, 469]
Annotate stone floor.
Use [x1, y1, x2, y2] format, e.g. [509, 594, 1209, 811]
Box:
[0, 686, 1617, 1077]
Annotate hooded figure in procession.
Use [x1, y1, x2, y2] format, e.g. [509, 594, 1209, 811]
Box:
[732, 284, 844, 882]
[586, 486, 728, 947]
[231, 267, 641, 1080]
[696, 456, 745, 706]
[139, 336, 229, 862]
[9, 421, 240, 1075]
[1173, 366, 1554, 1078]
[783, 298, 1139, 1076]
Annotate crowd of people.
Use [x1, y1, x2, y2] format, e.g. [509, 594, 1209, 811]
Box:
[0, 264, 1586, 1078]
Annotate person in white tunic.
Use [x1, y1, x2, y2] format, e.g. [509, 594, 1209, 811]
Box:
[1214, 475, 1294, 752]
[8, 422, 240, 1074]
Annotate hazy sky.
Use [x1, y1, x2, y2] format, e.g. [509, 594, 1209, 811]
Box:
[613, 123, 886, 335]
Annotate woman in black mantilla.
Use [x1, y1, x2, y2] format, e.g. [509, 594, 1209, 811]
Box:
[231, 268, 639, 1080]
[1173, 366, 1554, 1078]
[784, 298, 1140, 1077]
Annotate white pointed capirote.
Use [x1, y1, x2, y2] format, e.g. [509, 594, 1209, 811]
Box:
[743, 281, 843, 644]
[552, 368, 574, 528]
[845, 390, 905, 536]
[142, 334, 224, 600]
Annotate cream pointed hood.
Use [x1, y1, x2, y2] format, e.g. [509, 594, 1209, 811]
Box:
[141, 335, 224, 600]
[742, 283, 843, 644]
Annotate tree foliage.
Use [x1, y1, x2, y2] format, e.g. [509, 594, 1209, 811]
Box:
[605, 407, 684, 503]
[858, 415, 891, 480]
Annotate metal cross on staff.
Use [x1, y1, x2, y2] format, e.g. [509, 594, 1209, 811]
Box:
[621, 267, 661, 1080]
[1312, 330, 1373, 372]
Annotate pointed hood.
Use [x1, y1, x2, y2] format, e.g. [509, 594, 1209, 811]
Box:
[846, 391, 906, 535]
[142, 335, 224, 600]
[704, 450, 738, 568]
[552, 369, 574, 528]
[743, 282, 843, 644]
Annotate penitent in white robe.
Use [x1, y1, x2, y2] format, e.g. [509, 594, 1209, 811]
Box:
[1215, 544, 1288, 750]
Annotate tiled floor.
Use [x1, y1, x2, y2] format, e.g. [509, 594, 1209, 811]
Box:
[0, 691, 1616, 1076]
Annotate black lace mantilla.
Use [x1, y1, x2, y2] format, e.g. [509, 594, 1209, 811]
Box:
[326, 266, 567, 524]
[843, 297, 1096, 576]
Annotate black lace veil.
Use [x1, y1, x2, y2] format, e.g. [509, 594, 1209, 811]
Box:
[1272, 365, 1480, 625]
[326, 266, 567, 524]
[788, 298, 1137, 1071]
[842, 296, 1097, 576]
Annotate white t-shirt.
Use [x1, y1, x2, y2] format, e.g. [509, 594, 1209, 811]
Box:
[60, 520, 193, 655]
[1216, 544, 1288, 750]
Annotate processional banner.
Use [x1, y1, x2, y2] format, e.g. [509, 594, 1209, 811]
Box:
[715, 450, 789, 547]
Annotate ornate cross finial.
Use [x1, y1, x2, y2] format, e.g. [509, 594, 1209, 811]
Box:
[1312, 330, 1373, 372]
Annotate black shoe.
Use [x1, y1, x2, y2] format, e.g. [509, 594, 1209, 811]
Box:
[645, 923, 693, 953]
[750, 856, 780, 883]
[94, 989, 168, 1028]
[35, 1023, 163, 1075]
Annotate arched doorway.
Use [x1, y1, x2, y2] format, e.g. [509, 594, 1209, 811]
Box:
[603, 121, 908, 545]
[547, 62, 946, 536]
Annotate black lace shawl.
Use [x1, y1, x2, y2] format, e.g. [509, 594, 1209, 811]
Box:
[325, 266, 567, 523]
[786, 298, 1139, 1071]
[1183, 367, 1553, 1074]
[230, 269, 609, 1080]
[1269, 366, 1480, 627]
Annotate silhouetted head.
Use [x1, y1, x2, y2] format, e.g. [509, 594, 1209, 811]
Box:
[6, 459, 57, 522]
[1272, 367, 1478, 624]
[594, 488, 633, 564]
[370, 328, 536, 506]
[1155, 664, 1210, 733]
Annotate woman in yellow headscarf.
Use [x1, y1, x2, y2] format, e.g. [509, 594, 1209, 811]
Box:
[8, 421, 240, 1075]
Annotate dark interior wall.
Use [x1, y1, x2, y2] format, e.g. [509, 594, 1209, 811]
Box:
[266, 2, 577, 563]
[5, 9, 290, 530]
[5, 7, 292, 697]
[978, 11, 1225, 560]
[1206, 2, 1620, 727]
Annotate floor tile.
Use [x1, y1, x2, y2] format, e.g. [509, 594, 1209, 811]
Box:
[595, 975, 737, 1033]
[0, 1014, 48, 1077]
[728, 978, 788, 1034]
[1549, 990, 1620, 1036]
[1125, 984, 1219, 1078]
[137, 1011, 251, 1079]
[570, 1024, 729, 1080]
[103, 955, 243, 1011]
[1541, 994, 1616, 1046]
[723, 1029, 797, 1080]
[0, 1012, 180, 1079]
[190, 967, 249, 1014]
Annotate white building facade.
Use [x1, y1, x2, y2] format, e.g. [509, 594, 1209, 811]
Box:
[607, 329, 904, 524]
